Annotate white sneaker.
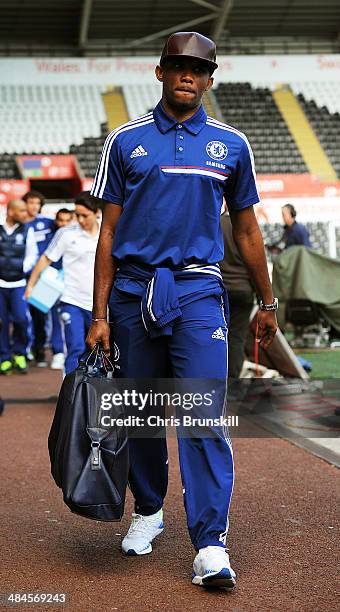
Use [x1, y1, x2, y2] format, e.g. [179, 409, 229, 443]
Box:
[50, 353, 65, 370]
[192, 546, 236, 589]
[121, 509, 164, 556]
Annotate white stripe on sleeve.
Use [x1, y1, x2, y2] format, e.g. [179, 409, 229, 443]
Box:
[91, 113, 153, 198]
[23, 227, 39, 274]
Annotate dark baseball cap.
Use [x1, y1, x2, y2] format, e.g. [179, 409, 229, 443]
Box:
[160, 31, 218, 73]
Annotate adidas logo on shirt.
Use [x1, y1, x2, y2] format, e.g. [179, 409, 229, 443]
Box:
[130, 145, 148, 158]
[212, 327, 226, 341]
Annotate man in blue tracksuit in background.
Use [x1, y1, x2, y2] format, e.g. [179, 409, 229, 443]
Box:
[49, 208, 73, 370]
[0, 199, 38, 374]
[24, 189, 55, 367]
[87, 32, 278, 590]
[25, 195, 72, 369]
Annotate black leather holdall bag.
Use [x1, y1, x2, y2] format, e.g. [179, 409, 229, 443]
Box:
[48, 346, 129, 521]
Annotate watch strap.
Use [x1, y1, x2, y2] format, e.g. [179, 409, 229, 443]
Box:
[259, 297, 279, 311]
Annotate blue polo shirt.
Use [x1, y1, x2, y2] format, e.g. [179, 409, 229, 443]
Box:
[91, 101, 259, 268]
[28, 215, 55, 256]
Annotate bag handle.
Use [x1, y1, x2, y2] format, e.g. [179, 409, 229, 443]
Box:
[79, 344, 114, 376]
[85, 343, 101, 368]
[78, 344, 99, 368]
[101, 351, 114, 373]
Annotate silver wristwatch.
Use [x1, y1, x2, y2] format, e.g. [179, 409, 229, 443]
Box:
[259, 297, 279, 311]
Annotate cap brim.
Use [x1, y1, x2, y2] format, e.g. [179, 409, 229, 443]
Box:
[160, 54, 218, 72]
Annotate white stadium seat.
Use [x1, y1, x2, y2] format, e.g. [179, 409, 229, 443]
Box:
[123, 83, 162, 119]
[0, 84, 106, 154]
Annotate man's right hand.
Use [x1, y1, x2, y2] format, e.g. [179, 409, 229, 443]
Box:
[86, 320, 111, 355]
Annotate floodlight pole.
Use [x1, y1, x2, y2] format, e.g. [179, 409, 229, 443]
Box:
[118, 13, 220, 49]
[188, 0, 220, 11]
[211, 0, 233, 43]
[79, 0, 93, 50]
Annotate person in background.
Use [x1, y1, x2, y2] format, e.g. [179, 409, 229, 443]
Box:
[281, 204, 312, 249]
[220, 207, 255, 380]
[0, 199, 38, 374]
[25, 192, 100, 374]
[55, 208, 73, 228]
[24, 189, 55, 367]
[49, 208, 73, 370]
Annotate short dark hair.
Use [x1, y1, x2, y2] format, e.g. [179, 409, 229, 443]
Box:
[23, 190, 45, 208]
[56, 207, 73, 220]
[283, 203, 297, 218]
[74, 191, 100, 212]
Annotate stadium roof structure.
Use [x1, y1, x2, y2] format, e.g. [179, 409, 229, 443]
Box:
[1, 0, 340, 56]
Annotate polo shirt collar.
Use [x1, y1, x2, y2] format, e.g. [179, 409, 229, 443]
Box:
[153, 100, 207, 135]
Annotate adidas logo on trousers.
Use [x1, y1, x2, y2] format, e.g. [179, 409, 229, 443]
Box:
[211, 327, 226, 340]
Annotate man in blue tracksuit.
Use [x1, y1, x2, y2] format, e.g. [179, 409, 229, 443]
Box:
[25, 195, 72, 369]
[49, 208, 73, 370]
[0, 199, 38, 374]
[24, 190, 55, 366]
[87, 32, 278, 589]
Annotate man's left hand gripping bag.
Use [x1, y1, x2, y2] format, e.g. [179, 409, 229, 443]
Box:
[48, 350, 129, 521]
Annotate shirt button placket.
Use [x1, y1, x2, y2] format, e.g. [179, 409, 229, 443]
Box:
[175, 124, 184, 165]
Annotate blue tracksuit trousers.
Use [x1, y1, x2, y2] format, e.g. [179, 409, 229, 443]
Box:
[50, 302, 64, 355]
[0, 286, 29, 361]
[109, 266, 234, 551]
[59, 302, 92, 374]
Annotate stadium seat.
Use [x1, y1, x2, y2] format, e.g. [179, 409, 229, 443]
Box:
[291, 81, 340, 115]
[260, 222, 333, 260]
[123, 84, 162, 119]
[294, 90, 340, 177]
[70, 122, 109, 178]
[0, 80, 339, 180]
[214, 83, 308, 174]
[0, 84, 107, 155]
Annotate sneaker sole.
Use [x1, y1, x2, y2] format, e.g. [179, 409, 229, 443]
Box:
[125, 543, 153, 556]
[122, 526, 164, 556]
[192, 570, 236, 590]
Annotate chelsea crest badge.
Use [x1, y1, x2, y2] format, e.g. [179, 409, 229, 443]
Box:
[206, 141, 228, 161]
